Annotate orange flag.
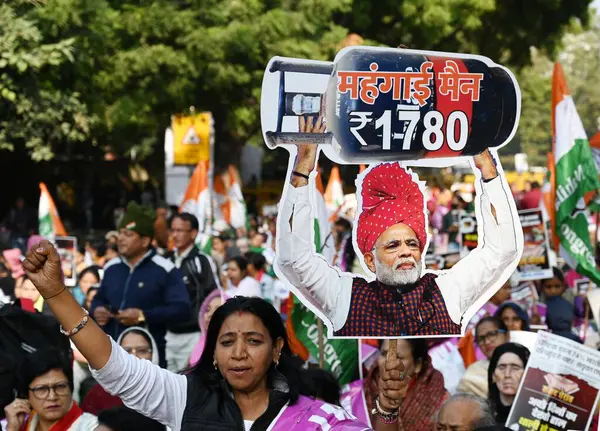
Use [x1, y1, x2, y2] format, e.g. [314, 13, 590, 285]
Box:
[38, 183, 67, 238]
[180, 160, 210, 232]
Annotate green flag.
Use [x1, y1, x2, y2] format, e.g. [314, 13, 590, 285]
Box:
[552, 63, 600, 283]
[289, 295, 358, 385]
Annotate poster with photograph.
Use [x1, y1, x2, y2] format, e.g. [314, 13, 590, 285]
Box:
[517, 209, 553, 282]
[262, 45, 524, 338]
[54, 236, 77, 287]
[506, 331, 600, 430]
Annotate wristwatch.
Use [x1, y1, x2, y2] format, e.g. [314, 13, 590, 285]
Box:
[138, 310, 146, 324]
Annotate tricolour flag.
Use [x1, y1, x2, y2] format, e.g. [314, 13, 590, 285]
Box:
[552, 62, 600, 283]
[325, 166, 344, 222]
[214, 165, 247, 230]
[39, 183, 67, 239]
[180, 160, 212, 251]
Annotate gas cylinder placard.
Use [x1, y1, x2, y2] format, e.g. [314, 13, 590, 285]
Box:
[260, 46, 521, 165]
[264, 45, 524, 341]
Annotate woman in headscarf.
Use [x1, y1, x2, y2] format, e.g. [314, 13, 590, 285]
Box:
[188, 289, 224, 368]
[3, 347, 98, 430]
[23, 241, 371, 430]
[81, 327, 159, 415]
[362, 339, 448, 429]
[488, 342, 530, 425]
[495, 302, 530, 332]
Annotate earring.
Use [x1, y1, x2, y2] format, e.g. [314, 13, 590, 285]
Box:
[213, 359, 218, 370]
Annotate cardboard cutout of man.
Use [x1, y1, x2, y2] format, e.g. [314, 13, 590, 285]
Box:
[276, 116, 520, 337]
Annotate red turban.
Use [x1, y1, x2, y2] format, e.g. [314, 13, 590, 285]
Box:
[356, 164, 427, 255]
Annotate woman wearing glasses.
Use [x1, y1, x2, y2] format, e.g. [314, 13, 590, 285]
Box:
[487, 342, 530, 425]
[81, 327, 159, 415]
[4, 348, 98, 431]
[457, 317, 509, 398]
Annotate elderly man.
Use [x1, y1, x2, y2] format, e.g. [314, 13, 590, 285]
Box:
[276, 116, 519, 337]
[434, 393, 498, 430]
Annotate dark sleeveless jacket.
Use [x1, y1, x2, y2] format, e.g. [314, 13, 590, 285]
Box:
[180, 372, 290, 430]
[334, 273, 461, 336]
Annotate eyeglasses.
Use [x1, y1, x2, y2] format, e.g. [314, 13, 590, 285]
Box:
[29, 382, 70, 400]
[476, 329, 506, 345]
[373, 239, 420, 254]
[124, 347, 152, 355]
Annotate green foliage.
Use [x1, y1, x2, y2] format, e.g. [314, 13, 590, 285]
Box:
[0, 0, 596, 163]
[516, 13, 600, 167]
[0, 2, 96, 161]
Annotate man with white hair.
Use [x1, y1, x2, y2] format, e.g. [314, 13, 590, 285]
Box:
[434, 393, 499, 430]
[276, 116, 520, 337]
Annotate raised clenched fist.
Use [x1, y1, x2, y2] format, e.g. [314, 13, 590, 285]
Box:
[22, 239, 64, 299]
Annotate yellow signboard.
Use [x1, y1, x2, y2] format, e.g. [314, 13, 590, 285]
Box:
[172, 113, 212, 165]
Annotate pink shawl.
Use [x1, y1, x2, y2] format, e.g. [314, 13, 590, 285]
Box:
[189, 290, 229, 367]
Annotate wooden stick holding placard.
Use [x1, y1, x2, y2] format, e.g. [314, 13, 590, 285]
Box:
[317, 318, 325, 369]
[387, 339, 398, 362]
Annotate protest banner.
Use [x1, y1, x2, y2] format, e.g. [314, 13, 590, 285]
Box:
[506, 331, 600, 430]
[54, 236, 77, 287]
[517, 209, 553, 282]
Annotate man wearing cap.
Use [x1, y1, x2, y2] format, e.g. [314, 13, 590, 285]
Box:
[91, 202, 190, 367]
[276, 116, 520, 337]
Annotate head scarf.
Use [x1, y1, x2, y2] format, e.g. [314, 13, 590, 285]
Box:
[189, 290, 229, 368]
[356, 163, 427, 255]
[117, 326, 160, 365]
[488, 342, 530, 424]
[546, 296, 582, 343]
[494, 302, 530, 331]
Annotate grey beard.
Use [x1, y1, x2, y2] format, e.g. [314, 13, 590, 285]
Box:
[374, 255, 422, 287]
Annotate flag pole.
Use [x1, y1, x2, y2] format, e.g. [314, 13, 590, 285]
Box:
[317, 319, 325, 369]
[208, 111, 215, 239]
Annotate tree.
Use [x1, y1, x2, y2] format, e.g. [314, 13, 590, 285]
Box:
[337, 0, 593, 67]
[1, 0, 595, 166]
[516, 12, 600, 167]
[0, 1, 96, 161]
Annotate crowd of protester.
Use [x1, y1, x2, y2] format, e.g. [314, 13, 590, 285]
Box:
[1, 179, 599, 430]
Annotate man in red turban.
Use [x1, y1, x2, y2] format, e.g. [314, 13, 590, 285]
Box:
[277, 116, 521, 338]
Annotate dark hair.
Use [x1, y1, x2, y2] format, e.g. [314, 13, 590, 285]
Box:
[98, 406, 166, 431]
[378, 339, 430, 377]
[0, 262, 9, 275]
[494, 303, 530, 331]
[334, 218, 352, 231]
[544, 267, 565, 287]
[18, 347, 73, 398]
[171, 212, 200, 231]
[119, 329, 152, 349]
[78, 265, 101, 284]
[192, 296, 301, 404]
[107, 243, 118, 253]
[246, 252, 266, 271]
[531, 181, 541, 189]
[299, 368, 341, 406]
[487, 343, 530, 417]
[227, 256, 248, 273]
[475, 316, 508, 339]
